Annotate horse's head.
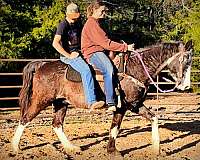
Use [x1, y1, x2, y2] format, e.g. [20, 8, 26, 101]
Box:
[120, 40, 193, 105]
[166, 40, 193, 90]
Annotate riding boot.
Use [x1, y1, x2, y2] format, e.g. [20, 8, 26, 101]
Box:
[89, 101, 105, 111]
[106, 103, 117, 112]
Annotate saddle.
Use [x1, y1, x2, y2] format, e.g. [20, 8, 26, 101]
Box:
[64, 52, 143, 87]
[64, 53, 126, 83]
[65, 64, 104, 82]
[65, 65, 81, 82]
[64, 53, 125, 83]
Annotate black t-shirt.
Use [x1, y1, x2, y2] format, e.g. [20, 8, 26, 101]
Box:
[55, 19, 82, 54]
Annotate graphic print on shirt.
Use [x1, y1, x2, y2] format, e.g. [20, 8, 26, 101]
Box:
[68, 27, 79, 51]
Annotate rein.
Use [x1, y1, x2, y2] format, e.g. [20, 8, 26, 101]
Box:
[131, 50, 187, 93]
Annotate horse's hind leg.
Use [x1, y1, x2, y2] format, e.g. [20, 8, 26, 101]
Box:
[12, 121, 28, 153]
[138, 105, 160, 155]
[52, 99, 81, 153]
[107, 110, 126, 158]
[12, 101, 48, 153]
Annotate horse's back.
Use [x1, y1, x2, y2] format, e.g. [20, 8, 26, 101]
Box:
[37, 60, 66, 76]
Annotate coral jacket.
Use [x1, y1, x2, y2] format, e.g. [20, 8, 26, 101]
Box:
[81, 16, 127, 60]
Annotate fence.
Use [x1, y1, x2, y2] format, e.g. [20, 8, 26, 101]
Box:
[0, 58, 199, 110]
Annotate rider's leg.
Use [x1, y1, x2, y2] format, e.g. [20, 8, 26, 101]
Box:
[89, 52, 116, 112]
[60, 56, 104, 109]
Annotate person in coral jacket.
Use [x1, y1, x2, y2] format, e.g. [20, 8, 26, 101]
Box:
[81, 1, 134, 112]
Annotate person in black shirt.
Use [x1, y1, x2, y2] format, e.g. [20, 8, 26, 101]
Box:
[52, 3, 104, 110]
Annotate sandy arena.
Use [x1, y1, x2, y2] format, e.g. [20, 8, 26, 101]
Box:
[0, 94, 199, 160]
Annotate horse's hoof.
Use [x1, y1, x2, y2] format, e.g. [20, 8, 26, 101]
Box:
[11, 147, 18, 154]
[8, 152, 17, 157]
[65, 145, 81, 154]
[11, 142, 19, 155]
[109, 150, 123, 160]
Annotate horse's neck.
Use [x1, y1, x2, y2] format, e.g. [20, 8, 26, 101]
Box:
[126, 49, 162, 84]
[126, 43, 180, 86]
[160, 50, 173, 64]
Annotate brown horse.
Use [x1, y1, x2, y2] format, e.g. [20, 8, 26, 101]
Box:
[12, 41, 192, 157]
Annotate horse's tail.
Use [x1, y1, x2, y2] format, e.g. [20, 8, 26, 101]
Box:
[19, 61, 46, 116]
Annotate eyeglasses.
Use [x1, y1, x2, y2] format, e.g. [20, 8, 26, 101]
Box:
[71, 18, 78, 20]
[101, 9, 108, 13]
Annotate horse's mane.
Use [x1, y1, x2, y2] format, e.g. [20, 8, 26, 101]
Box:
[136, 41, 180, 56]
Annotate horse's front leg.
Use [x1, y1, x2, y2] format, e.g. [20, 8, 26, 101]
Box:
[52, 100, 81, 154]
[107, 109, 126, 158]
[138, 105, 160, 155]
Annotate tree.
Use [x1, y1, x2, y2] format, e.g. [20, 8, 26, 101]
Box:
[162, 1, 200, 54]
[0, 0, 35, 58]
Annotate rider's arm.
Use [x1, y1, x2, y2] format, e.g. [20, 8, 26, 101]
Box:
[86, 18, 128, 52]
[52, 35, 71, 58]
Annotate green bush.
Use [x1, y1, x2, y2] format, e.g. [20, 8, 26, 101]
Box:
[0, 0, 199, 90]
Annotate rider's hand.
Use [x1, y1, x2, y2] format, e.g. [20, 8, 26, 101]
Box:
[109, 51, 115, 60]
[127, 43, 135, 52]
[112, 55, 120, 67]
[69, 51, 79, 59]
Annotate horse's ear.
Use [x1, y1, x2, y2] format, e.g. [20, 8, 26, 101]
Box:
[185, 40, 193, 51]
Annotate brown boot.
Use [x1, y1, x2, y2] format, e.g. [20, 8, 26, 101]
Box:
[89, 101, 105, 111]
[106, 103, 117, 112]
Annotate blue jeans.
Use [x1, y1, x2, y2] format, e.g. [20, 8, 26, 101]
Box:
[89, 52, 115, 104]
[60, 56, 96, 105]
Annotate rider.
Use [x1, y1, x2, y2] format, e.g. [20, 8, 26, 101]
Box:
[52, 2, 104, 110]
[81, 1, 135, 112]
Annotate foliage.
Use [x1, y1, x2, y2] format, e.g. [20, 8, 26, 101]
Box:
[0, 0, 67, 59]
[160, 1, 200, 90]
[0, 0, 199, 87]
[1, 0, 199, 57]
[0, 1, 34, 58]
[30, 0, 67, 58]
[104, 0, 160, 47]
[162, 1, 200, 54]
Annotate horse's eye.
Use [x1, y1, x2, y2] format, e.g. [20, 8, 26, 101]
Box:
[183, 55, 189, 62]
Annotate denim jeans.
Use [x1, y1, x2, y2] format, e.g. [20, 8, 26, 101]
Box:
[60, 56, 96, 105]
[89, 52, 115, 104]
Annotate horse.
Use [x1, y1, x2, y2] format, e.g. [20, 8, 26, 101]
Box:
[12, 40, 192, 158]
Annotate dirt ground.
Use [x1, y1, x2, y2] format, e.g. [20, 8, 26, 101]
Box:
[0, 94, 200, 160]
